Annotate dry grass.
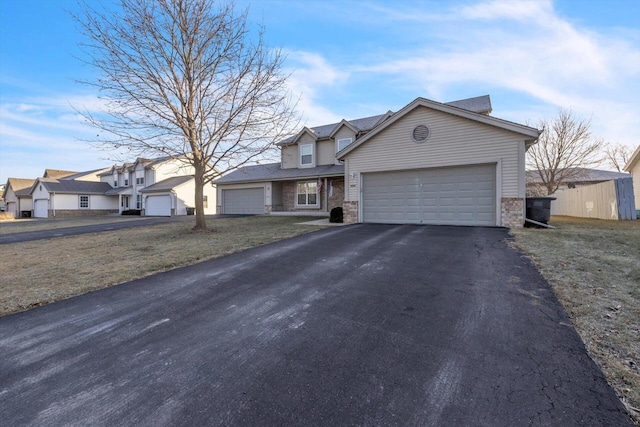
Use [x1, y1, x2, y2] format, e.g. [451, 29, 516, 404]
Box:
[0, 216, 324, 316]
[511, 216, 640, 423]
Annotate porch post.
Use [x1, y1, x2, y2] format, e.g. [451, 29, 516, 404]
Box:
[324, 178, 328, 212]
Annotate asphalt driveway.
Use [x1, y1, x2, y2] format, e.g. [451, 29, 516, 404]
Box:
[0, 224, 631, 426]
[0, 215, 244, 244]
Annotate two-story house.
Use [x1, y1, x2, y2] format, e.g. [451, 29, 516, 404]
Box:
[215, 95, 541, 228]
[98, 156, 216, 216]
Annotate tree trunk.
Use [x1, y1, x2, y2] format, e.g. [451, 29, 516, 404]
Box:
[193, 163, 207, 231]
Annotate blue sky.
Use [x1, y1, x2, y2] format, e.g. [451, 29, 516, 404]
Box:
[1, 0, 639, 183]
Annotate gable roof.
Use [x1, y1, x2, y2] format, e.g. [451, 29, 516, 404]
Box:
[277, 114, 388, 146]
[526, 168, 631, 184]
[624, 145, 640, 172]
[139, 175, 194, 193]
[337, 97, 540, 160]
[215, 162, 344, 185]
[445, 95, 492, 115]
[43, 169, 78, 179]
[4, 178, 36, 198]
[98, 155, 177, 176]
[60, 168, 110, 181]
[35, 178, 114, 195]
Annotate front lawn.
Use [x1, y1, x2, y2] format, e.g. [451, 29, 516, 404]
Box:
[512, 216, 639, 423]
[0, 216, 325, 316]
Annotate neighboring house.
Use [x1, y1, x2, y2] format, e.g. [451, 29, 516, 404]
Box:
[21, 157, 215, 219]
[0, 184, 5, 211]
[30, 178, 118, 218]
[2, 178, 35, 218]
[526, 168, 631, 196]
[98, 156, 216, 217]
[216, 95, 540, 227]
[623, 145, 640, 215]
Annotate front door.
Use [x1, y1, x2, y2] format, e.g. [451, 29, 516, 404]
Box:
[122, 196, 130, 210]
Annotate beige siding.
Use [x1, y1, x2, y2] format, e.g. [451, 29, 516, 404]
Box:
[317, 140, 335, 166]
[345, 106, 526, 201]
[154, 160, 194, 182]
[632, 162, 640, 210]
[281, 145, 297, 169]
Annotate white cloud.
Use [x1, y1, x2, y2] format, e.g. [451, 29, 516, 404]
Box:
[284, 50, 348, 125]
[347, 0, 640, 148]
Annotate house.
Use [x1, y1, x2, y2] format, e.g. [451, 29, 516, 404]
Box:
[623, 145, 640, 216]
[31, 178, 118, 218]
[215, 95, 540, 227]
[3, 178, 36, 218]
[98, 156, 216, 217]
[526, 168, 631, 196]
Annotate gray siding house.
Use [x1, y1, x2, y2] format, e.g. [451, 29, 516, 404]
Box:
[215, 95, 540, 228]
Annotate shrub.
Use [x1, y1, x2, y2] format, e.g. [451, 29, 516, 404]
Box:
[330, 206, 343, 223]
[121, 209, 141, 216]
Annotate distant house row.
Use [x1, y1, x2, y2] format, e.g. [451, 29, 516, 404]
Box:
[2, 156, 216, 219]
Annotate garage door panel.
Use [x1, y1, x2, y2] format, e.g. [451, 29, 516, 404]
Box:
[146, 195, 171, 216]
[363, 164, 496, 226]
[222, 188, 264, 214]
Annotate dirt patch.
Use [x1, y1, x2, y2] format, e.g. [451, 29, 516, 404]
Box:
[0, 216, 325, 317]
[511, 216, 640, 423]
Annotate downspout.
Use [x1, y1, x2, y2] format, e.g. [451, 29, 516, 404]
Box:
[52, 192, 55, 217]
[324, 178, 328, 212]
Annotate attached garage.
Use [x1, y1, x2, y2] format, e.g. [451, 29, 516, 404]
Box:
[362, 164, 496, 226]
[145, 195, 172, 216]
[222, 188, 265, 214]
[33, 199, 48, 218]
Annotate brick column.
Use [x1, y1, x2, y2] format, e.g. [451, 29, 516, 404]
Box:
[343, 201, 358, 223]
[501, 198, 524, 228]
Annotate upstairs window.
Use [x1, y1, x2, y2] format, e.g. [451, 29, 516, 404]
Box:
[136, 177, 144, 185]
[124, 179, 129, 186]
[113, 179, 118, 187]
[300, 144, 313, 166]
[203, 195, 208, 208]
[337, 138, 352, 152]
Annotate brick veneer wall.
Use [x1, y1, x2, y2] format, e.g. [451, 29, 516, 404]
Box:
[47, 209, 119, 218]
[282, 182, 296, 211]
[501, 198, 524, 228]
[328, 178, 344, 211]
[343, 201, 358, 223]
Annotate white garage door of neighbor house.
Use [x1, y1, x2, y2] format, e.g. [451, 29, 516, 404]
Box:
[222, 188, 265, 214]
[362, 164, 496, 226]
[34, 200, 48, 218]
[145, 195, 172, 216]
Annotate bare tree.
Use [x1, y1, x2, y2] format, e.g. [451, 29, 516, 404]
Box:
[526, 109, 604, 195]
[73, 0, 297, 230]
[604, 143, 632, 172]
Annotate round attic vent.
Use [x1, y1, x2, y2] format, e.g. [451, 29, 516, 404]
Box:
[412, 125, 430, 142]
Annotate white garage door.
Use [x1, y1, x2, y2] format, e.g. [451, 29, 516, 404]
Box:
[145, 195, 172, 216]
[362, 164, 496, 226]
[34, 200, 48, 218]
[222, 188, 265, 214]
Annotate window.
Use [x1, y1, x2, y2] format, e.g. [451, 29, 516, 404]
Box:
[79, 195, 89, 209]
[297, 181, 318, 206]
[300, 144, 313, 166]
[124, 179, 129, 186]
[114, 179, 118, 187]
[203, 195, 208, 208]
[337, 138, 352, 152]
[136, 194, 142, 209]
[136, 177, 144, 185]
